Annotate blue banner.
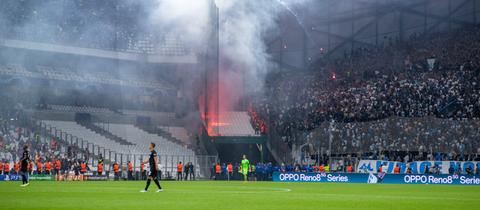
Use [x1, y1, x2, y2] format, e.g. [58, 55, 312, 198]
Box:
[357, 160, 479, 174]
[272, 172, 480, 185]
[0, 174, 20, 181]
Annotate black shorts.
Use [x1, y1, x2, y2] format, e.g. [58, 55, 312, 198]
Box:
[149, 170, 158, 179]
[20, 170, 28, 176]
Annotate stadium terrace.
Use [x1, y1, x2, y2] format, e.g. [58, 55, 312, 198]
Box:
[0, 0, 479, 210]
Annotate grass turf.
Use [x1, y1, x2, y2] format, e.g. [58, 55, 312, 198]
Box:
[0, 181, 479, 210]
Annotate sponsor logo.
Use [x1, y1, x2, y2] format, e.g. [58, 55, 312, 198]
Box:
[326, 174, 349, 182]
[273, 172, 480, 185]
[2, 175, 20, 181]
[367, 173, 378, 184]
[459, 176, 480, 185]
[403, 175, 453, 184]
[29, 175, 53, 180]
[278, 173, 322, 182]
[277, 173, 348, 182]
[85, 175, 108, 181]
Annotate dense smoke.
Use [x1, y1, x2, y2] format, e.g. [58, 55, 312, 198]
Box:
[0, 0, 310, 114]
[151, 0, 274, 91]
[149, 0, 212, 50]
[151, 0, 308, 98]
[215, 0, 280, 93]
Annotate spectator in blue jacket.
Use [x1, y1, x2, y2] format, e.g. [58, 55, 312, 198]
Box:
[448, 165, 455, 174]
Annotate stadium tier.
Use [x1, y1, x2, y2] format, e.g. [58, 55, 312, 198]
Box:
[158, 126, 192, 146]
[0, 64, 173, 90]
[1, 0, 480, 209]
[208, 112, 260, 137]
[43, 120, 130, 154]
[39, 121, 197, 167]
[97, 123, 194, 156]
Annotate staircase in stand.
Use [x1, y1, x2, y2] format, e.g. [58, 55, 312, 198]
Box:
[136, 124, 184, 146]
[77, 121, 134, 145]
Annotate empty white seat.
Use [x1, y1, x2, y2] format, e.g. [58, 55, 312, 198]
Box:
[100, 123, 195, 157]
[159, 126, 192, 145]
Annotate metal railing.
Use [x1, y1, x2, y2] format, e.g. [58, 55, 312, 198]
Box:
[308, 117, 480, 155]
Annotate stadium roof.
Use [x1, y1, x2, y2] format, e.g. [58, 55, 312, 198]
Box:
[268, 0, 478, 71]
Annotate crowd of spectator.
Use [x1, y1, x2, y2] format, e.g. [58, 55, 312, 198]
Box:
[0, 114, 93, 176]
[252, 25, 480, 157]
[248, 108, 267, 135]
[0, 113, 182, 180]
[310, 117, 480, 158]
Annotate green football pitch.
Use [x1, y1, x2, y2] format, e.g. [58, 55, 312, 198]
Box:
[0, 181, 478, 210]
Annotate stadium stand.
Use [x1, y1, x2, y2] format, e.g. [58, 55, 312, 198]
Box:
[0, 0, 478, 181]
[42, 121, 131, 155]
[97, 123, 199, 176]
[0, 1, 190, 56]
[252, 25, 480, 162]
[98, 123, 194, 156]
[308, 117, 480, 159]
[36, 120, 198, 175]
[0, 116, 94, 170]
[0, 64, 172, 90]
[41, 121, 194, 157]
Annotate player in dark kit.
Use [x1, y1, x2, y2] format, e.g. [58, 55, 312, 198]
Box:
[20, 145, 32, 187]
[140, 143, 163, 193]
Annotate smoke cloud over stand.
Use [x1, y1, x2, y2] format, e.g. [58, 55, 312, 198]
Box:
[150, 0, 309, 110]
